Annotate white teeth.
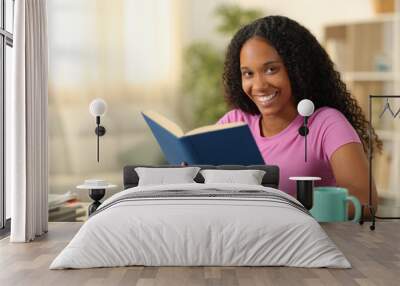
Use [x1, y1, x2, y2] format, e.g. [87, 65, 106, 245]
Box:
[259, 91, 277, 102]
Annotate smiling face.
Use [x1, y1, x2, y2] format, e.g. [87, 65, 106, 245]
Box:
[240, 36, 296, 118]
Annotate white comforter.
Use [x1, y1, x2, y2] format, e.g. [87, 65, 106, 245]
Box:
[50, 183, 351, 269]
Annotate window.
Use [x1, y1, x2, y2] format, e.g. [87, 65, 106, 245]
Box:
[0, 0, 14, 232]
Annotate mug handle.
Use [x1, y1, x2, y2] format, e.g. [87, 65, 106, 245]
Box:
[346, 195, 361, 223]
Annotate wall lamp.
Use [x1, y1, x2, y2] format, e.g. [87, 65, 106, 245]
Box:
[89, 98, 107, 162]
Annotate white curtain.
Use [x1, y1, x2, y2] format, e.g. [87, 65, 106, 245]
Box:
[7, 0, 49, 242]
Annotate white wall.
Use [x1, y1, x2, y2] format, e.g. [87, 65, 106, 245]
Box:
[182, 0, 374, 47]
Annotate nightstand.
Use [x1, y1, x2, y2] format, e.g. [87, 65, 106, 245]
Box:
[77, 180, 117, 215]
[289, 176, 321, 210]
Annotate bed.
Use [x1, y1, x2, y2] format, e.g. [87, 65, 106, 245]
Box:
[50, 165, 350, 269]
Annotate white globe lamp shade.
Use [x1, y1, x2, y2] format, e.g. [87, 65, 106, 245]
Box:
[89, 98, 107, 117]
[297, 99, 314, 117]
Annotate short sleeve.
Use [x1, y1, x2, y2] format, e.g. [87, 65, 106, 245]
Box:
[216, 109, 246, 125]
[321, 109, 362, 160]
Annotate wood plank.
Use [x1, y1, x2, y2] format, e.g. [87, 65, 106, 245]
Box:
[0, 222, 399, 286]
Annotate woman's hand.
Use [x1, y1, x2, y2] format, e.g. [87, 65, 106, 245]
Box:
[329, 142, 377, 219]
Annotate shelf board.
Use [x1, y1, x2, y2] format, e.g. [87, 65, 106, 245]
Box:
[342, 71, 397, 82]
[325, 13, 397, 27]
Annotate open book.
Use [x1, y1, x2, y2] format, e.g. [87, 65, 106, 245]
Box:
[142, 111, 265, 165]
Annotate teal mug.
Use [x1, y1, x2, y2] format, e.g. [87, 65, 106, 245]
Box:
[310, 187, 361, 223]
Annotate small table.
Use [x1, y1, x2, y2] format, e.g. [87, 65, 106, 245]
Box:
[289, 176, 321, 210]
[76, 183, 117, 215]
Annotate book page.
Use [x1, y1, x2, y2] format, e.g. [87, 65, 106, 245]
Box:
[185, 122, 247, 136]
[142, 110, 184, 137]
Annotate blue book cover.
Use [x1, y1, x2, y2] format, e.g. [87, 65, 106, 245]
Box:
[142, 111, 265, 165]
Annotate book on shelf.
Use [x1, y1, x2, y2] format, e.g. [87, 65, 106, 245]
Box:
[48, 191, 86, 222]
[48, 191, 78, 210]
[141, 110, 265, 165]
[49, 205, 81, 222]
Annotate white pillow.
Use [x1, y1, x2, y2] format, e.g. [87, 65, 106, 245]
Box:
[200, 169, 266, 185]
[135, 167, 200, 186]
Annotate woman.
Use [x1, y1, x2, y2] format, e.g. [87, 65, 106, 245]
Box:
[218, 15, 381, 213]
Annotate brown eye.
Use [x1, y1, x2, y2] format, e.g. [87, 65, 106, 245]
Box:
[242, 71, 253, 78]
[265, 66, 277, 74]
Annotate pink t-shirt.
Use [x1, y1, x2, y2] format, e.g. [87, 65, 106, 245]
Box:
[217, 107, 362, 197]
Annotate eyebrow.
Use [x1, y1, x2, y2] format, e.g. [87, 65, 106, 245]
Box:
[240, 60, 282, 70]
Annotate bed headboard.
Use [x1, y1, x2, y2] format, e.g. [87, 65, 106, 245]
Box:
[123, 165, 280, 189]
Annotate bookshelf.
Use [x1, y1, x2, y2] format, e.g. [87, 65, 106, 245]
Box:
[323, 0, 400, 216]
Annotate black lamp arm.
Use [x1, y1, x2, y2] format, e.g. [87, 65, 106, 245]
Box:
[94, 116, 106, 162]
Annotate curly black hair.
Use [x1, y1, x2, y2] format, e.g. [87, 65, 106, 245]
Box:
[223, 15, 382, 154]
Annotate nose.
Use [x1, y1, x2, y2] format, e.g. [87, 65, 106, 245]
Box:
[253, 73, 268, 90]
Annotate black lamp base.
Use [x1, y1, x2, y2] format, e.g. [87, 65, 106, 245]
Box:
[95, 126, 106, 136]
[298, 126, 309, 136]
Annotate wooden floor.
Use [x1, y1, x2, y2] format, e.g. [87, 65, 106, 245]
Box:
[0, 222, 399, 286]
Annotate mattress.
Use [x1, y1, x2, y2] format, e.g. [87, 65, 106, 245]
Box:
[50, 183, 351, 269]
